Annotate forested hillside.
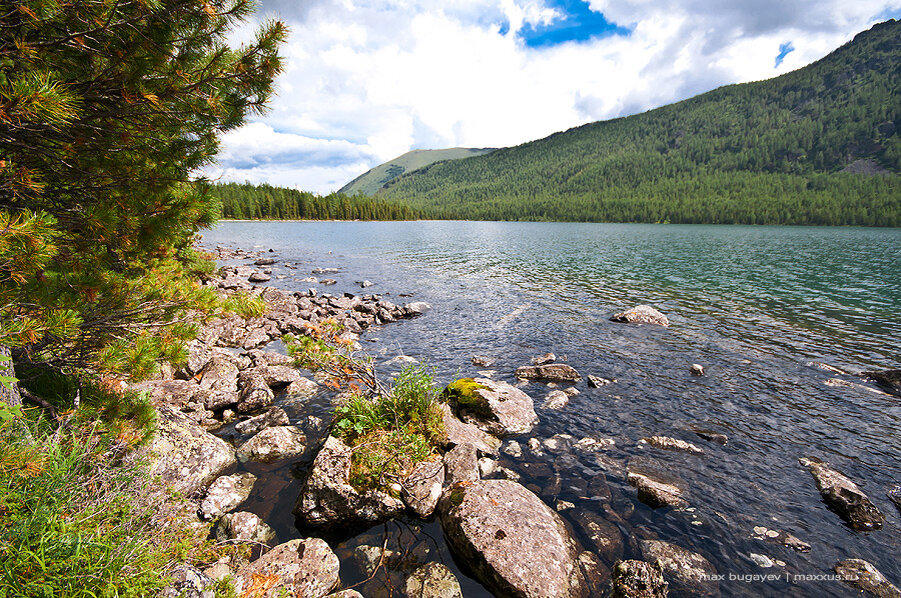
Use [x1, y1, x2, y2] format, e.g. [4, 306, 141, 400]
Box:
[339, 147, 496, 196]
[214, 182, 420, 220]
[378, 20, 900, 226]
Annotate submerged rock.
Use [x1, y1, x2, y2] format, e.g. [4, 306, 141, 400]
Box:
[638, 540, 719, 597]
[692, 428, 728, 445]
[639, 436, 704, 455]
[235, 406, 290, 436]
[587, 375, 614, 388]
[862, 369, 901, 397]
[438, 479, 588, 598]
[404, 562, 464, 598]
[834, 559, 901, 598]
[233, 538, 340, 598]
[515, 364, 581, 383]
[611, 560, 668, 598]
[295, 436, 405, 529]
[610, 305, 669, 327]
[799, 457, 884, 530]
[471, 355, 496, 367]
[444, 378, 538, 436]
[198, 472, 257, 521]
[569, 509, 624, 562]
[627, 472, 687, 509]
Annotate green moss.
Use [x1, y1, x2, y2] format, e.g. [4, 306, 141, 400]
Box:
[448, 486, 467, 508]
[443, 378, 491, 417]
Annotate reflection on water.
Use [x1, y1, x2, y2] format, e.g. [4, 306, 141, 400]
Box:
[202, 221, 901, 597]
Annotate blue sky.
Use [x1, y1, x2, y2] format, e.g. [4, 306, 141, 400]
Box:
[210, 0, 901, 193]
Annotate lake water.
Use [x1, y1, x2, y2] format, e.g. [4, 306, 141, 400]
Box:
[201, 221, 901, 597]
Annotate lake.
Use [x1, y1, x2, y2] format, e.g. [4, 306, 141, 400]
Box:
[201, 220, 901, 597]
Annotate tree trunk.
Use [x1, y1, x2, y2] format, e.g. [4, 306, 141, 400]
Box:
[0, 345, 21, 406]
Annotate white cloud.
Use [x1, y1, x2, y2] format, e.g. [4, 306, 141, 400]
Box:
[212, 0, 901, 193]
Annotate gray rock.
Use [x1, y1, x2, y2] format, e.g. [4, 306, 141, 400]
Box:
[834, 559, 901, 598]
[570, 509, 624, 562]
[639, 436, 704, 455]
[256, 364, 303, 388]
[444, 443, 480, 485]
[515, 364, 581, 383]
[438, 403, 500, 455]
[198, 355, 239, 393]
[610, 305, 669, 327]
[587, 375, 614, 387]
[216, 511, 276, 544]
[478, 457, 498, 478]
[405, 301, 432, 315]
[327, 591, 364, 598]
[136, 406, 236, 495]
[799, 457, 884, 530]
[471, 355, 496, 367]
[182, 340, 212, 377]
[242, 327, 270, 349]
[235, 406, 290, 436]
[888, 485, 901, 513]
[405, 562, 463, 598]
[639, 540, 719, 597]
[532, 352, 557, 365]
[237, 426, 306, 463]
[611, 560, 668, 598]
[236, 371, 275, 413]
[502, 440, 523, 459]
[445, 378, 539, 436]
[439, 479, 588, 598]
[543, 390, 570, 410]
[627, 472, 687, 509]
[161, 564, 214, 598]
[689, 364, 705, 376]
[402, 457, 445, 518]
[248, 271, 271, 282]
[295, 436, 405, 529]
[199, 472, 257, 520]
[287, 377, 319, 397]
[254, 258, 276, 266]
[233, 538, 339, 598]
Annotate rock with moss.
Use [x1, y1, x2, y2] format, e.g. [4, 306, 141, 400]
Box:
[232, 538, 339, 598]
[444, 378, 538, 437]
[799, 457, 884, 530]
[438, 479, 588, 598]
[834, 559, 901, 598]
[135, 406, 236, 496]
[295, 435, 405, 529]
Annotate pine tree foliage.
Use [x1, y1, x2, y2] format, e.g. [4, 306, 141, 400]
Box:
[0, 0, 286, 377]
[214, 181, 420, 220]
[378, 20, 900, 226]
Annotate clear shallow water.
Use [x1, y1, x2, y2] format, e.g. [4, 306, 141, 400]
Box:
[202, 221, 901, 597]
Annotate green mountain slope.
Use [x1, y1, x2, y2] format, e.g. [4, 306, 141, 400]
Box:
[378, 20, 900, 226]
[339, 147, 496, 196]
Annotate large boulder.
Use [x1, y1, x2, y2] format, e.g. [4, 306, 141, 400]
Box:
[834, 559, 901, 598]
[438, 479, 588, 598]
[611, 560, 668, 598]
[137, 406, 236, 495]
[233, 538, 340, 598]
[515, 364, 581, 383]
[198, 354, 240, 392]
[237, 426, 306, 464]
[295, 436, 405, 529]
[438, 403, 500, 455]
[638, 540, 719, 597]
[799, 457, 884, 530]
[236, 371, 275, 413]
[198, 472, 257, 521]
[405, 562, 463, 598]
[444, 378, 539, 436]
[610, 306, 669, 327]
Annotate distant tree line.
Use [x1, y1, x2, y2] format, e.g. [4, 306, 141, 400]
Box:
[377, 20, 901, 226]
[214, 182, 420, 220]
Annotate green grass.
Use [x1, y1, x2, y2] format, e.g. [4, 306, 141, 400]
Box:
[0, 374, 234, 597]
[221, 290, 267, 319]
[333, 364, 445, 493]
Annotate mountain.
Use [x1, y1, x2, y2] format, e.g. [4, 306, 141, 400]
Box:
[339, 148, 496, 196]
[377, 20, 900, 226]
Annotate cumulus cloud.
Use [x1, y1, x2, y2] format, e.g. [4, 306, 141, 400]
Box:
[213, 0, 901, 193]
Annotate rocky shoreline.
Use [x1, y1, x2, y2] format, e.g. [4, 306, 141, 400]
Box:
[135, 243, 900, 598]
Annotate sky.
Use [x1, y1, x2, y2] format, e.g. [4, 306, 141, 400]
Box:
[207, 0, 901, 194]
